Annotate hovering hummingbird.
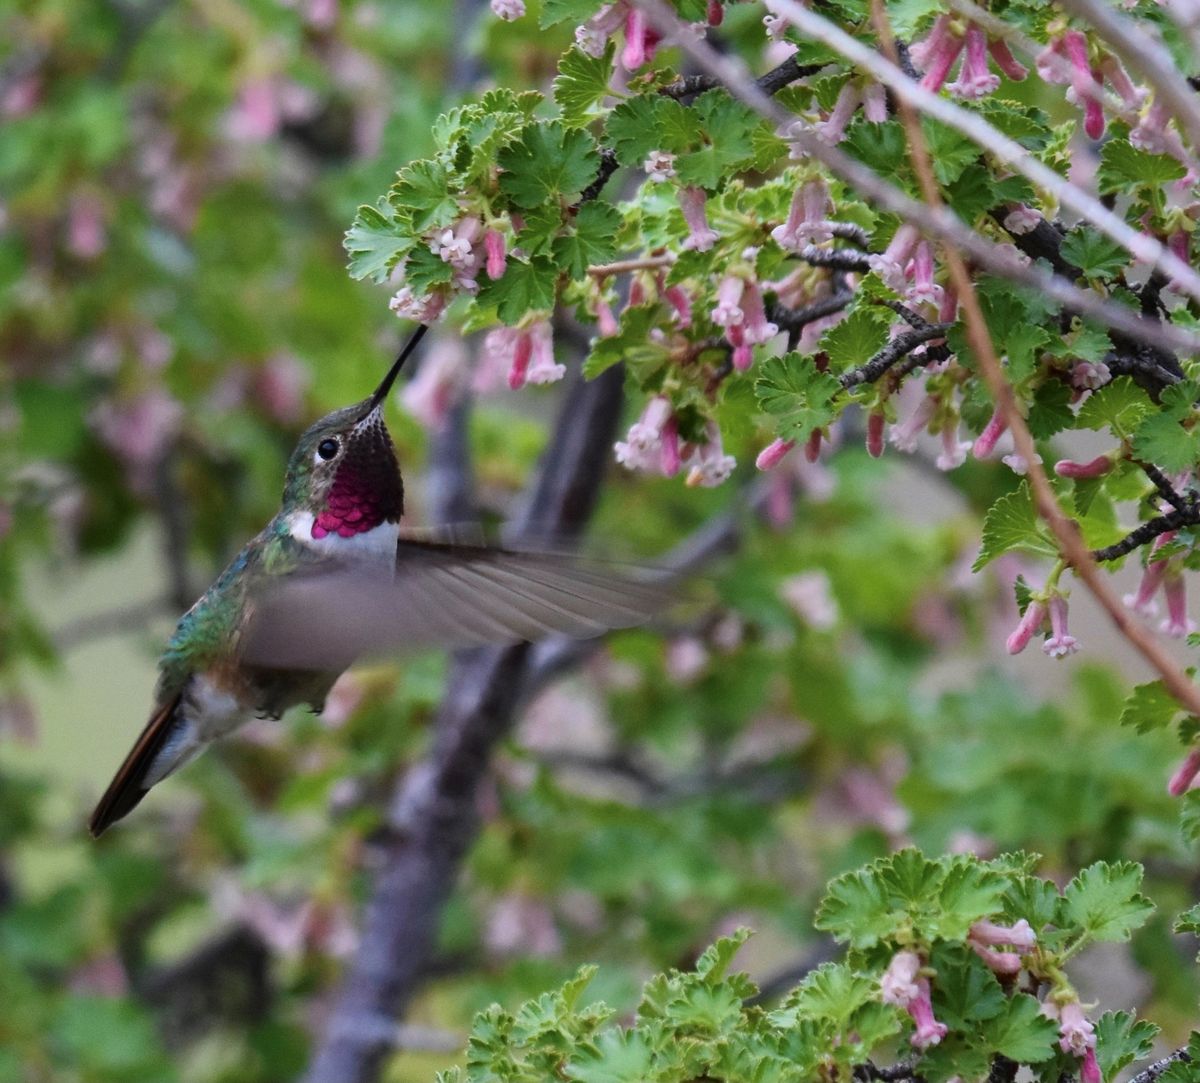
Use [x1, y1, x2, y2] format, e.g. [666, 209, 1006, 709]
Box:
[89, 329, 666, 836]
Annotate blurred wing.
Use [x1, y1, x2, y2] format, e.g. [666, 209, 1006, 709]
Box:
[238, 538, 668, 671]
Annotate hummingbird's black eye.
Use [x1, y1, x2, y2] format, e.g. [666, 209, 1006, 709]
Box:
[317, 438, 340, 461]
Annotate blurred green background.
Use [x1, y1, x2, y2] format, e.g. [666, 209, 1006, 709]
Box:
[2, 1, 1199, 1080]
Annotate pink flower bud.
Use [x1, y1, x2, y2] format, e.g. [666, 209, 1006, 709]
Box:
[756, 438, 796, 471]
[706, 0, 723, 26]
[621, 8, 660, 70]
[1054, 454, 1113, 479]
[1006, 600, 1046, 655]
[661, 416, 682, 476]
[866, 411, 886, 458]
[663, 285, 692, 327]
[970, 944, 1023, 974]
[973, 409, 1008, 459]
[508, 331, 533, 389]
[805, 430, 822, 462]
[485, 230, 507, 279]
[1168, 746, 1200, 796]
[969, 918, 1037, 951]
[1062, 31, 1105, 140]
[1081, 1047, 1103, 1083]
[988, 38, 1028, 81]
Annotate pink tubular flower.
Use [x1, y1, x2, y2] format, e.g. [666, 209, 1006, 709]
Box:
[866, 411, 886, 458]
[490, 0, 525, 18]
[663, 285, 692, 328]
[1169, 745, 1200, 796]
[756, 438, 795, 471]
[918, 19, 965, 93]
[818, 82, 862, 144]
[948, 25, 1000, 100]
[890, 393, 936, 453]
[771, 178, 833, 250]
[615, 397, 674, 474]
[402, 337, 466, 430]
[1003, 205, 1042, 235]
[1043, 594, 1079, 658]
[575, 3, 626, 58]
[862, 83, 888, 122]
[1062, 31, 1105, 140]
[1132, 98, 1188, 162]
[973, 409, 1008, 459]
[907, 241, 944, 308]
[1054, 454, 1113, 479]
[644, 150, 677, 182]
[621, 7, 660, 70]
[1072, 360, 1110, 390]
[679, 187, 719, 252]
[869, 224, 920, 292]
[484, 230, 507, 280]
[880, 951, 922, 1007]
[739, 280, 779, 346]
[1124, 533, 1174, 616]
[969, 918, 1037, 951]
[1081, 1048, 1103, 1083]
[1161, 571, 1194, 638]
[711, 276, 746, 328]
[1007, 599, 1047, 655]
[686, 424, 737, 487]
[971, 944, 1023, 974]
[988, 38, 1028, 81]
[594, 298, 619, 338]
[67, 191, 108, 260]
[1058, 1001, 1096, 1057]
[936, 420, 970, 471]
[524, 320, 564, 384]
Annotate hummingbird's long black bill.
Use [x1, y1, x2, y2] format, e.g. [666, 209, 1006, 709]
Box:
[364, 323, 430, 416]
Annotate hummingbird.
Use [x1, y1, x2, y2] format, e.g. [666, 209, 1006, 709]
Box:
[89, 329, 666, 836]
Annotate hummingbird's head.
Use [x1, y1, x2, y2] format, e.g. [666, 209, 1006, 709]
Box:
[281, 328, 427, 542]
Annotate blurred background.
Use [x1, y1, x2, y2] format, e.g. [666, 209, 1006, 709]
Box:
[1, 1, 1198, 1080]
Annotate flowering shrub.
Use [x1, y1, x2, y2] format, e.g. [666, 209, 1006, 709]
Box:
[351, 0, 1200, 792]
[441, 850, 1191, 1083]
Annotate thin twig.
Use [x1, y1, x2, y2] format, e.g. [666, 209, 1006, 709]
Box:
[767, 291, 854, 331]
[630, 0, 1200, 358]
[588, 254, 675, 278]
[840, 324, 952, 388]
[791, 245, 872, 272]
[1091, 505, 1200, 562]
[1128, 1047, 1191, 1083]
[868, 0, 1200, 722]
[762, 0, 1200, 303]
[1138, 460, 1194, 514]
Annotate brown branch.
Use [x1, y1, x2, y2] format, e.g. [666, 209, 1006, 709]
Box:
[867, 0, 1200, 721]
[1128, 1048, 1191, 1083]
[840, 324, 952, 388]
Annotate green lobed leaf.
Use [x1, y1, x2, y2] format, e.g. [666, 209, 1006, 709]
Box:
[567, 1029, 655, 1083]
[554, 201, 620, 277]
[1099, 139, 1187, 192]
[1132, 379, 1200, 472]
[390, 159, 460, 232]
[476, 256, 559, 324]
[1060, 228, 1129, 279]
[1120, 678, 1181, 734]
[972, 482, 1058, 570]
[1076, 376, 1153, 435]
[1180, 790, 1200, 846]
[499, 122, 599, 209]
[1095, 1010, 1159, 1078]
[344, 203, 410, 283]
[554, 43, 616, 127]
[818, 307, 891, 372]
[755, 353, 845, 443]
[1062, 860, 1155, 943]
[813, 865, 899, 948]
[978, 993, 1060, 1062]
[540, 0, 605, 27]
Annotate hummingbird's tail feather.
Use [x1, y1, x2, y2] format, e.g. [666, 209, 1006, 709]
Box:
[88, 692, 186, 837]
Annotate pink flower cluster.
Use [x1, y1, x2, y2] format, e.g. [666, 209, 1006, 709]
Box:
[1124, 531, 1194, 638]
[710, 273, 779, 371]
[1037, 28, 1145, 142]
[880, 951, 948, 1049]
[482, 320, 565, 391]
[1043, 1000, 1102, 1083]
[572, 3, 671, 71]
[771, 178, 833, 251]
[913, 17, 1027, 99]
[614, 401, 735, 487]
[1007, 592, 1079, 659]
[389, 214, 510, 328]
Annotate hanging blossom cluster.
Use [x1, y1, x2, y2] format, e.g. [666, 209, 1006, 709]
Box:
[614, 397, 736, 489]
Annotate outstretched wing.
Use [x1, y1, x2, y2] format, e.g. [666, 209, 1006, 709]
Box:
[237, 537, 669, 671]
